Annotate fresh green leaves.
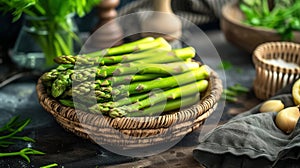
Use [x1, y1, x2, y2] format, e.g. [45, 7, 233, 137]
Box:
[0, 116, 34, 147]
[0, 116, 45, 162]
[218, 60, 233, 71]
[0, 0, 101, 21]
[222, 83, 249, 102]
[0, 0, 37, 21]
[0, 148, 45, 163]
[240, 0, 300, 40]
[74, 0, 101, 17]
[0, 0, 102, 67]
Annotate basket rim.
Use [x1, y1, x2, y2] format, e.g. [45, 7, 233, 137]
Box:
[253, 42, 300, 71]
[36, 69, 223, 131]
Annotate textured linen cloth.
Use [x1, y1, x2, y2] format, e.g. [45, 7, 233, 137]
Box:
[193, 94, 300, 168]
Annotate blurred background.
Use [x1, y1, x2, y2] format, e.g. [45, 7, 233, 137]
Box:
[0, 0, 235, 66]
[0, 0, 133, 65]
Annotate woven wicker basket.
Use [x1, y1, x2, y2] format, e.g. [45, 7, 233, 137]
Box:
[253, 42, 300, 100]
[36, 70, 222, 149]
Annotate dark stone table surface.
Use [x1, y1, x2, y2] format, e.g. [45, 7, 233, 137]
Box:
[0, 28, 262, 168]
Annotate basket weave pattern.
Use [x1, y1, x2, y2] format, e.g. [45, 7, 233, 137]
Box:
[36, 70, 222, 148]
[253, 42, 300, 100]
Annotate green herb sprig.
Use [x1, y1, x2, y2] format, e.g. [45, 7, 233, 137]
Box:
[0, 148, 44, 163]
[218, 60, 233, 71]
[240, 0, 300, 40]
[40, 163, 58, 168]
[0, 0, 101, 67]
[0, 116, 45, 163]
[222, 83, 249, 102]
[0, 0, 101, 21]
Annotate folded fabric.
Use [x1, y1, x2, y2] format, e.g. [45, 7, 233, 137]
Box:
[193, 94, 300, 168]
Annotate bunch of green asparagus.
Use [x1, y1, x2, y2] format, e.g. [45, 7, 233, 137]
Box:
[41, 37, 210, 118]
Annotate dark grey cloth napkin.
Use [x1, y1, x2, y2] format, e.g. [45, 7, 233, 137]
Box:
[193, 94, 300, 168]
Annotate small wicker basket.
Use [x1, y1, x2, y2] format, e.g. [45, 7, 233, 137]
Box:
[253, 42, 300, 100]
[36, 70, 222, 149]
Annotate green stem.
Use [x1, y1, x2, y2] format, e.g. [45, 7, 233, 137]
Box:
[109, 79, 209, 117]
[23, 9, 38, 17]
[0, 119, 30, 140]
[0, 116, 19, 133]
[130, 79, 208, 110]
[71, 61, 199, 82]
[86, 37, 158, 58]
[51, 69, 73, 98]
[54, 46, 194, 66]
[0, 148, 45, 163]
[40, 163, 59, 168]
[113, 61, 199, 76]
[127, 93, 200, 117]
[96, 47, 171, 65]
[126, 65, 209, 94]
[54, 31, 71, 55]
[228, 84, 249, 93]
[135, 47, 195, 64]
[111, 74, 164, 85]
[0, 141, 15, 147]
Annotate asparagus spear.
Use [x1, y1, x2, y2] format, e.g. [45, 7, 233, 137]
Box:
[113, 61, 199, 76]
[69, 73, 162, 95]
[41, 69, 59, 88]
[73, 64, 208, 97]
[46, 56, 204, 98]
[67, 64, 199, 97]
[54, 46, 169, 65]
[87, 37, 170, 57]
[60, 65, 208, 100]
[129, 47, 195, 64]
[46, 61, 199, 98]
[88, 78, 209, 116]
[65, 73, 163, 97]
[111, 73, 164, 85]
[54, 46, 193, 66]
[71, 61, 199, 81]
[108, 79, 209, 118]
[40, 64, 72, 82]
[65, 74, 161, 101]
[127, 93, 200, 117]
[122, 65, 209, 95]
[54, 37, 170, 65]
[68, 88, 150, 111]
[46, 46, 196, 86]
[55, 62, 200, 98]
[87, 93, 149, 114]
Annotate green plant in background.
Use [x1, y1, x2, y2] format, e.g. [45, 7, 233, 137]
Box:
[222, 83, 249, 102]
[0, 116, 44, 162]
[240, 0, 300, 40]
[0, 0, 101, 67]
[40, 163, 58, 168]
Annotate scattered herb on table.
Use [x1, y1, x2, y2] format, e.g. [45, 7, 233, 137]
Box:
[218, 60, 233, 71]
[40, 163, 59, 168]
[0, 148, 44, 163]
[218, 60, 243, 74]
[240, 0, 300, 40]
[0, 116, 45, 162]
[222, 83, 249, 102]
